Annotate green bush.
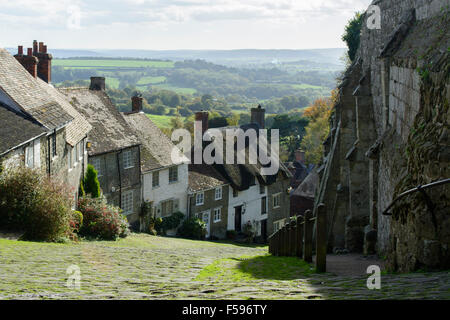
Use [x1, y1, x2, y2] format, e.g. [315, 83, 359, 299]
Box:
[0, 167, 74, 241]
[83, 164, 101, 198]
[226, 230, 237, 240]
[178, 217, 206, 240]
[70, 210, 83, 233]
[78, 196, 130, 240]
[156, 211, 184, 235]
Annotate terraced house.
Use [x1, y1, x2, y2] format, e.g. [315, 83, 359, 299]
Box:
[122, 95, 189, 234]
[0, 43, 92, 202]
[188, 108, 292, 241]
[59, 77, 142, 227]
[188, 163, 230, 239]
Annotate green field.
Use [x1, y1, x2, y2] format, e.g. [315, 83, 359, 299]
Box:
[147, 114, 183, 129]
[54, 59, 174, 69]
[152, 84, 197, 95]
[137, 76, 167, 85]
[105, 77, 120, 89]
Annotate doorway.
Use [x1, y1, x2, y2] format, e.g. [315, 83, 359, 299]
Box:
[234, 206, 242, 232]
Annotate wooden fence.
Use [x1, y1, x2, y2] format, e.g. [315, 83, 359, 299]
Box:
[268, 203, 327, 272]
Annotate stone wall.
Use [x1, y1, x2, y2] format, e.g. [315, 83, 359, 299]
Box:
[316, 0, 449, 271]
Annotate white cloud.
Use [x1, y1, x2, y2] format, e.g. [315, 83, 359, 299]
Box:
[0, 0, 372, 49]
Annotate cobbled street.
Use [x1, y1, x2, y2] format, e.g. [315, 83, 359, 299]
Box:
[0, 234, 449, 300]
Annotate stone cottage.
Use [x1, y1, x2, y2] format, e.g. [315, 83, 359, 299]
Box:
[189, 107, 292, 241]
[0, 43, 92, 202]
[59, 78, 142, 227]
[188, 163, 230, 239]
[314, 0, 449, 271]
[122, 95, 189, 233]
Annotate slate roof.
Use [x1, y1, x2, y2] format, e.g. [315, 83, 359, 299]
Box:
[0, 48, 91, 146]
[59, 88, 140, 155]
[292, 170, 319, 199]
[122, 112, 187, 172]
[0, 104, 46, 155]
[188, 163, 228, 192]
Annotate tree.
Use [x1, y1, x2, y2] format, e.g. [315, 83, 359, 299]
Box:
[342, 12, 363, 62]
[300, 96, 334, 165]
[83, 164, 101, 198]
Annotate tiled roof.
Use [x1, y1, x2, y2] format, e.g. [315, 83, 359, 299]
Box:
[122, 112, 186, 172]
[0, 104, 46, 155]
[59, 88, 141, 155]
[0, 48, 91, 146]
[188, 164, 228, 192]
[0, 48, 72, 130]
[36, 79, 92, 146]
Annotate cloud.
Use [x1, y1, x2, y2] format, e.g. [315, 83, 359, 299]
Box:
[0, 0, 371, 28]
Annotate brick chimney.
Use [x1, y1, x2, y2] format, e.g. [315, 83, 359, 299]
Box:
[14, 46, 38, 79]
[33, 40, 52, 83]
[195, 111, 209, 136]
[131, 94, 143, 113]
[295, 149, 305, 164]
[89, 77, 106, 91]
[251, 104, 265, 129]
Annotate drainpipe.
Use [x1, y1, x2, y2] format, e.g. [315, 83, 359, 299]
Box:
[117, 149, 123, 208]
[47, 134, 51, 176]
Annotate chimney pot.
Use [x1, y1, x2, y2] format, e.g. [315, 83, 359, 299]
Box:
[251, 104, 265, 129]
[131, 95, 143, 113]
[39, 42, 44, 53]
[295, 149, 306, 164]
[43, 45, 47, 54]
[33, 40, 38, 55]
[27, 48, 32, 56]
[18, 46, 23, 55]
[195, 111, 209, 136]
[89, 77, 106, 91]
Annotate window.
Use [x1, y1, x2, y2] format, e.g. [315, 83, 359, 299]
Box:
[273, 193, 281, 208]
[121, 191, 133, 215]
[215, 187, 222, 200]
[261, 196, 267, 214]
[169, 166, 178, 183]
[123, 150, 133, 169]
[25, 144, 34, 168]
[91, 158, 102, 176]
[196, 192, 204, 206]
[260, 184, 265, 194]
[161, 200, 174, 217]
[274, 219, 286, 232]
[152, 171, 160, 188]
[213, 207, 221, 223]
[232, 188, 238, 198]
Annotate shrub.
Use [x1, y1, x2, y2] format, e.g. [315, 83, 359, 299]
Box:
[83, 164, 101, 198]
[178, 217, 206, 240]
[243, 221, 255, 243]
[78, 196, 130, 240]
[156, 211, 184, 235]
[226, 230, 237, 240]
[70, 211, 83, 233]
[0, 167, 74, 241]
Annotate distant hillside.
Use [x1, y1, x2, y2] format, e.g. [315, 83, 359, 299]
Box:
[6, 48, 346, 67]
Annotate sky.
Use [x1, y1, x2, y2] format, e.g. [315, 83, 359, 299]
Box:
[0, 0, 372, 50]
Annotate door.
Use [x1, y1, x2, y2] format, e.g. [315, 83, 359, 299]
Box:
[234, 206, 242, 232]
[261, 219, 268, 242]
[202, 211, 211, 238]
